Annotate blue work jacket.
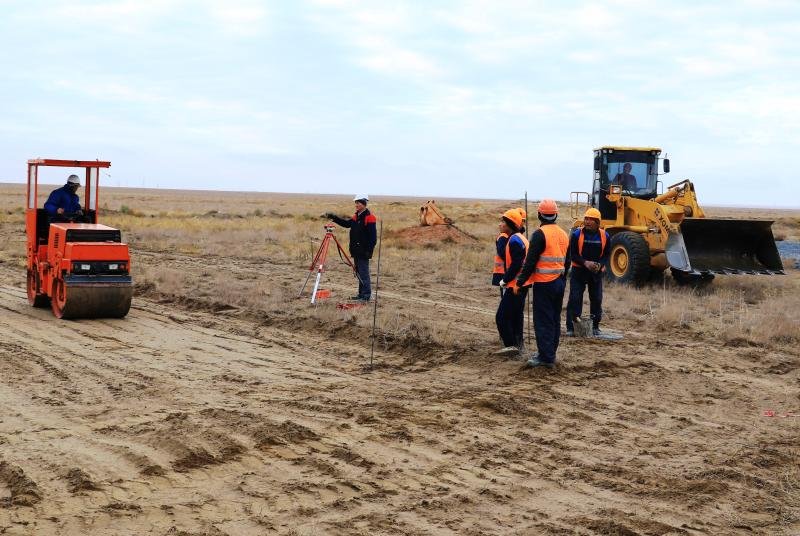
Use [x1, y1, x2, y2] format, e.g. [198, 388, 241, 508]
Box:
[44, 185, 81, 215]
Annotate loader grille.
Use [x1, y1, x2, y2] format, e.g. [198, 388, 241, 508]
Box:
[66, 229, 122, 243]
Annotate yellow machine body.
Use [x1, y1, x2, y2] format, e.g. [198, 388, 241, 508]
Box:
[571, 146, 783, 284]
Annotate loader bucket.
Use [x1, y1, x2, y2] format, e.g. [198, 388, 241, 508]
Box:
[666, 218, 784, 275]
[52, 276, 133, 319]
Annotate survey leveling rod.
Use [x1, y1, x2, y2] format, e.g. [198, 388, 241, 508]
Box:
[370, 219, 383, 367]
[525, 191, 532, 348]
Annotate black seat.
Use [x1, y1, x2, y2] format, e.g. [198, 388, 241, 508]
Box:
[36, 209, 51, 245]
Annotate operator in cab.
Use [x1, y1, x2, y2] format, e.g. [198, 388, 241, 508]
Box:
[612, 163, 638, 191]
[44, 174, 85, 222]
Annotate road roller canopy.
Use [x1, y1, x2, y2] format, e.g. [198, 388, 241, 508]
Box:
[26, 158, 111, 224]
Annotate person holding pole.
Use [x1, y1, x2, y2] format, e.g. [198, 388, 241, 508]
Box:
[514, 199, 570, 368]
[324, 195, 377, 302]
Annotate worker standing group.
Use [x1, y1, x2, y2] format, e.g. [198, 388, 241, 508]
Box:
[492, 201, 608, 369]
[493, 209, 528, 355]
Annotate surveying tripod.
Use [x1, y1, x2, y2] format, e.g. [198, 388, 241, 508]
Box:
[299, 223, 360, 304]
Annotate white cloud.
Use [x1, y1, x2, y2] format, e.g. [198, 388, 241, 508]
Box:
[52, 79, 166, 104]
[207, 2, 268, 37]
[47, 0, 179, 31]
[354, 36, 443, 78]
[306, 1, 443, 79]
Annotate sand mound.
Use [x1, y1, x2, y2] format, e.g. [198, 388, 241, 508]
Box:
[389, 225, 478, 247]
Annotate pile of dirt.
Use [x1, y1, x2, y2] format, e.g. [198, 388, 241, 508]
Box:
[388, 224, 478, 247]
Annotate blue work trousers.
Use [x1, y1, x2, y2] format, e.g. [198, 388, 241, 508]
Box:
[495, 286, 528, 348]
[566, 268, 603, 331]
[532, 277, 566, 363]
[355, 257, 371, 299]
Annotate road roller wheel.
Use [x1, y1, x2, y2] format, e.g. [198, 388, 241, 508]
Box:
[51, 279, 71, 319]
[51, 279, 133, 319]
[27, 269, 50, 308]
[605, 231, 650, 286]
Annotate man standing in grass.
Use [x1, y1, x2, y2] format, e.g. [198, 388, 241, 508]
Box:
[514, 199, 570, 368]
[566, 207, 609, 337]
[325, 195, 377, 302]
[494, 209, 528, 357]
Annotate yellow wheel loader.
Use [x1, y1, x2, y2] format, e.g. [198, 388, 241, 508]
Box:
[571, 146, 783, 285]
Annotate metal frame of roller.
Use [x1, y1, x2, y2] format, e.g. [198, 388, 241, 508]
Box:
[571, 147, 784, 285]
[25, 158, 133, 319]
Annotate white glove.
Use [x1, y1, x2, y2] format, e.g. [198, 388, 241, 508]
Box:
[499, 280, 507, 288]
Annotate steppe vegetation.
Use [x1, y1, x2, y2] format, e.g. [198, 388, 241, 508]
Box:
[0, 184, 798, 355]
[1, 183, 799, 535]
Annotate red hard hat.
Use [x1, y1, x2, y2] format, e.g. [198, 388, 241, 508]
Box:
[537, 199, 559, 215]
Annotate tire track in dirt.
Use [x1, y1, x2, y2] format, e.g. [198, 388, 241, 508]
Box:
[2, 261, 799, 535]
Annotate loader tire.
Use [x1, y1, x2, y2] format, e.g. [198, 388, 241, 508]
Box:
[606, 231, 650, 286]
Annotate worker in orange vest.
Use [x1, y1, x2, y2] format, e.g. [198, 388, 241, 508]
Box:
[566, 207, 610, 336]
[491, 207, 526, 299]
[514, 199, 570, 368]
[491, 231, 509, 297]
[494, 209, 529, 356]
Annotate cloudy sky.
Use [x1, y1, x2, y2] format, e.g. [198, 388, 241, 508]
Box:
[1, 0, 798, 206]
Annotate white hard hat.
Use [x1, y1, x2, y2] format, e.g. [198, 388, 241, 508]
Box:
[353, 194, 369, 202]
[67, 174, 81, 185]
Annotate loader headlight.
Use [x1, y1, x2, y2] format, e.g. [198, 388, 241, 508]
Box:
[108, 263, 119, 270]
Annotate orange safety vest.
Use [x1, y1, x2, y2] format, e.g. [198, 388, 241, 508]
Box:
[522, 224, 569, 285]
[493, 232, 509, 275]
[504, 232, 529, 289]
[571, 228, 607, 268]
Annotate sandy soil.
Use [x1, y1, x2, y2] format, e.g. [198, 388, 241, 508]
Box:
[0, 187, 798, 535]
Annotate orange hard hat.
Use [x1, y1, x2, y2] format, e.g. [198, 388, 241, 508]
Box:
[537, 199, 559, 215]
[502, 209, 523, 230]
[516, 208, 527, 221]
[584, 207, 601, 220]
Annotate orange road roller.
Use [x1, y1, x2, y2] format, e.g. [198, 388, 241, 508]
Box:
[25, 158, 133, 319]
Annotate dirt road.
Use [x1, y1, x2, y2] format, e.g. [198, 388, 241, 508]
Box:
[1, 268, 798, 535]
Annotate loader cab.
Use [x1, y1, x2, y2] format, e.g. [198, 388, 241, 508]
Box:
[592, 147, 664, 220]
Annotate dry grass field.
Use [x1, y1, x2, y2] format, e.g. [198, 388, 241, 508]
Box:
[0, 182, 799, 535]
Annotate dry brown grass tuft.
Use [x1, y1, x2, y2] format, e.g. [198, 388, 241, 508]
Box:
[1, 182, 798, 357]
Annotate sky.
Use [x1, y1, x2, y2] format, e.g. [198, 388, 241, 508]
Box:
[1, 0, 799, 206]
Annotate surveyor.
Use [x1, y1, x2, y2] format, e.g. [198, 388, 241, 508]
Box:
[566, 208, 609, 337]
[514, 199, 570, 368]
[324, 195, 377, 301]
[494, 209, 528, 356]
[44, 174, 84, 222]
